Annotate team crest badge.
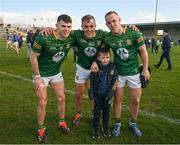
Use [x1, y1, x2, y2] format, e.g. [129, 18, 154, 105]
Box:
[126, 39, 132, 45]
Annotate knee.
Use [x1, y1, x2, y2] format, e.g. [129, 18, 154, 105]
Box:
[38, 98, 47, 108]
[76, 92, 83, 100]
[114, 96, 123, 104]
[132, 97, 140, 106]
[57, 94, 65, 103]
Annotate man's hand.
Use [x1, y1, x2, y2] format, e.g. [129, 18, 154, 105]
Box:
[40, 27, 55, 36]
[141, 68, 150, 81]
[90, 62, 99, 72]
[129, 25, 139, 31]
[34, 77, 44, 91]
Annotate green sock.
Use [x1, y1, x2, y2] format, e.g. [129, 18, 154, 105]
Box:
[38, 124, 45, 130]
[59, 118, 65, 123]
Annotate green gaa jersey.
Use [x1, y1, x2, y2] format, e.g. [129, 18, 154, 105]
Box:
[73, 30, 107, 69]
[32, 34, 74, 77]
[104, 27, 144, 76]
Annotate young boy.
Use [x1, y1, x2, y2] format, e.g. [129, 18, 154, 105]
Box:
[88, 48, 117, 139]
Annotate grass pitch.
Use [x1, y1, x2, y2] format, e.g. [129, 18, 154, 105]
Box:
[0, 40, 180, 143]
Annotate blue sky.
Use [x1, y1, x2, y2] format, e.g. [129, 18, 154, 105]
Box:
[0, 0, 179, 29]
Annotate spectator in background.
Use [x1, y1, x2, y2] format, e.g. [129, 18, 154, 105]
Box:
[154, 30, 172, 70]
[31, 29, 40, 47]
[151, 36, 157, 53]
[26, 30, 33, 59]
[12, 31, 19, 54]
[156, 39, 161, 53]
[6, 32, 12, 50]
[18, 33, 23, 49]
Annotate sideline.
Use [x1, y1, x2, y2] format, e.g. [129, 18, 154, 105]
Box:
[0, 70, 180, 125]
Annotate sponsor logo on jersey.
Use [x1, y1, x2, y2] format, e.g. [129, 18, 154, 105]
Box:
[116, 48, 129, 60]
[49, 46, 58, 51]
[84, 47, 97, 57]
[52, 51, 65, 62]
[117, 40, 123, 47]
[80, 38, 87, 43]
[88, 42, 95, 47]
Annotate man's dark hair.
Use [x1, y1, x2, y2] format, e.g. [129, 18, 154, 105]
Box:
[57, 14, 72, 23]
[164, 29, 168, 33]
[105, 11, 118, 18]
[81, 14, 95, 23]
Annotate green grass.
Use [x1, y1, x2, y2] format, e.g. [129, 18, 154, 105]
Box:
[0, 40, 180, 144]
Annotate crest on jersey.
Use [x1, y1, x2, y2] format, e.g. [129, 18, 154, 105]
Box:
[52, 51, 65, 62]
[84, 47, 97, 57]
[116, 48, 129, 60]
[126, 39, 132, 45]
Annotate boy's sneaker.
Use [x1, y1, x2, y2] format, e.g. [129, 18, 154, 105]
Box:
[92, 129, 100, 140]
[112, 122, 121, 137]
[102, 128, 111, 138]
[37, 127, 47, 143]
[129, 121, 142, 137]
[73, 113, 83, 126]
[59, 122, 70, 134]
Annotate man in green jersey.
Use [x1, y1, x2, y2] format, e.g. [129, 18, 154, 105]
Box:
[92, 11, 150, 137]
[105, 11, 150, 137]
[72, 15, 106, 126]
[31, 14, 74, 143]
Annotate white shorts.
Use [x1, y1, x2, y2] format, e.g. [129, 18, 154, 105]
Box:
[75, 64, 91, 84]
[117, 73, 141, 88]
[7, 41, 11, 44]
[33, 72, 64, 87]
[13, 42, 18, 47]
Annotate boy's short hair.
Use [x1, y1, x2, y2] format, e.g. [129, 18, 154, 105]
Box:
[57, 14, 72, 23]
[97, 47, 110, 56]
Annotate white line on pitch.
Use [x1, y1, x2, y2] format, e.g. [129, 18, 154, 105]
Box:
[0, 70, 179, 125]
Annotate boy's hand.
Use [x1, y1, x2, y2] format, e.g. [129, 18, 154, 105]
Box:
[91, 62, 99, 72]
